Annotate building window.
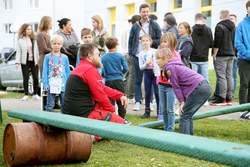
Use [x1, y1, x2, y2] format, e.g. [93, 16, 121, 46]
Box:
[148, 0, 157, 15]
[4, 24, 12, 34]
[3, 0, 13, 10]
[127, 3, 135, 16]
[200, 0, 212, 27]
[29, 23, 39, 32]
[110, 7, 116, 37]
[172, 0, 182, 12]
[29, 0, 39, 8]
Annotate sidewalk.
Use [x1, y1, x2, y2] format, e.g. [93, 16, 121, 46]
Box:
[1, 98, 244, 120]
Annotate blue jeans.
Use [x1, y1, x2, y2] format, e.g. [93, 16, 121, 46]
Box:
[46, 92, 65, 113]
[232, 58, 238, 100]
[158, 84, 175, 131]
[144, 70, 159, 111]
[179, 80, 211, 135]
[132, 56, 143, 103]
[190, 61, 209, 81]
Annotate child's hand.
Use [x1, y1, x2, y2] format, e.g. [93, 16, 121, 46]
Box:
[45, 88, 49, 92]
[146, 57, 152, 65]
[179, 102, 185, 115]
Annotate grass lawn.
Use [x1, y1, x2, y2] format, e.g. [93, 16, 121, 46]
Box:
[0, 111, 249, 167]
[0, 70, 248, 166]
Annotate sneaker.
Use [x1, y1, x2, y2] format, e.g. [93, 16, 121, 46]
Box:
[227, 99, 233, 106]
[157, 115, 163, 121]
[33, 94, 41, 100]
[240, 111, 250, 120]
[150, 103, 154, 111]
[203, 101, 209, 106]
[133, 102, 140, 111]
[141, 112, 150, 118]
[128, 98, 135, 104]
[210, 96, 227, 106]
[21, 95, 29, 101]
[208, 95, 218, 102]
[124, 119, 131, 125]
[175, 106, 180, 116]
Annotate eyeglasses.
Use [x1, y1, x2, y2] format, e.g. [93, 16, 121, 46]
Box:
[92, 52, 101, 57]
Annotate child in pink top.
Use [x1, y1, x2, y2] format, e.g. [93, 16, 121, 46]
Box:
[157, 32, 181, 131]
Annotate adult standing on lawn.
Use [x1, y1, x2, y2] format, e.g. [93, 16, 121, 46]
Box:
[128, 3, 162, 111]
[91, 15, 109, 56]
[37, 16, 53, 78]
[15, 23, 40, 101]
[235, 0, 250, 120]
[210, 10, 235, 106]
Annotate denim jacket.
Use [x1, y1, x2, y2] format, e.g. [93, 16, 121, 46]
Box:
[128, 19, 162, 56]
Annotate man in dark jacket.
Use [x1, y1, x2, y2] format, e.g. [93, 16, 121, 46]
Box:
[128, 3, 162, 112]
[211, 10, 235, 106]
[190, 13, 213, 81]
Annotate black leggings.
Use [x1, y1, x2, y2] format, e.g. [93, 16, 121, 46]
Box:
[21, 61, 39, 95]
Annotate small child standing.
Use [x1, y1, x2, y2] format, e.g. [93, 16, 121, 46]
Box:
[138, 34, 160, 118]
[156, 48, 211, 135]
[76, 28, 93, 66]
[42, 35, 70, 112]
[101, 37, 128, 119]
[158, 32, 181, 131]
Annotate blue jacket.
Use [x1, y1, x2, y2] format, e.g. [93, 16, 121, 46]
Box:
[101, 52, 128, 81]
[178, 36, 193, 65]
[128, 19, 162, 56]
[235, 14, 250, 61]
[42, 53, 70, 92]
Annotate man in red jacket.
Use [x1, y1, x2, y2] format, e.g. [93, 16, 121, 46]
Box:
[63, 43, 128, 140]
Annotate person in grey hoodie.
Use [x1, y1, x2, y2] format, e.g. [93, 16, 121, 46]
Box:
[156, 48, 211, 135]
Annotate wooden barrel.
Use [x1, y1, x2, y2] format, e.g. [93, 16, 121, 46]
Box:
[3, 122, 92, 167]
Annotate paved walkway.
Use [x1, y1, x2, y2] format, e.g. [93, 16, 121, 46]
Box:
[1, 98, 244, 120]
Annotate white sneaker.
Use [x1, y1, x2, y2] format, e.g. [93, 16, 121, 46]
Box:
[203, 101, 209, 106]
[21, 95, 29, 101]
[128, 98, 135, 104]
[133, 102, 140, 111]
[175, 106, 180, 116]
[33, 94, 41, 100]
[150, 103, 154, 111]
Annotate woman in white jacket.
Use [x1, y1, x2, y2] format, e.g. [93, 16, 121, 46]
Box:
[16, 23, 40, 101]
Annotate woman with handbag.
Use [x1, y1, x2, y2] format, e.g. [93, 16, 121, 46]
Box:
[15, 24, 40, 101]
[91, 15, 109, 56]
[55, 18, 80, 67]
[177, 22, 193, 68]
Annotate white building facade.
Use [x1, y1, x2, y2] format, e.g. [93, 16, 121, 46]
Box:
[0, 0, 247, 54]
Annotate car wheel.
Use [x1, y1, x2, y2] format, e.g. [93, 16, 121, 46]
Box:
[0, 79, 7, 91]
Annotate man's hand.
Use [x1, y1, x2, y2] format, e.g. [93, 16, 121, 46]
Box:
[179, 101, 185, 116]
[213, 55, 216, 61]
[120, 96, 128, 109]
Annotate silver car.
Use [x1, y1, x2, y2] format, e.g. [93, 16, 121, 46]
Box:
[0, 51, 36, 94]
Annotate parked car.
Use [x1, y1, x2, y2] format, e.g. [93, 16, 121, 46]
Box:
[0, 51, 37, 94]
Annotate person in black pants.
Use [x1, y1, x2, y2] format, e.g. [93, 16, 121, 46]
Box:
[101, 37, 128, 119]
[15, 23, 40, 101]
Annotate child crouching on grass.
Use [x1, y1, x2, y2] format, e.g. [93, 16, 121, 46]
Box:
[42, 35, 70, 112]
[155, 48, 211, 135]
